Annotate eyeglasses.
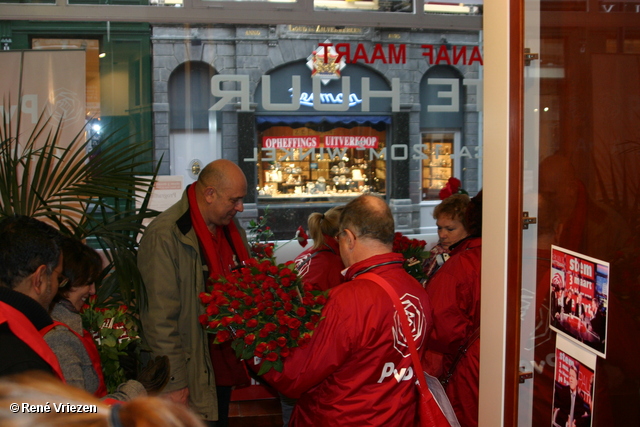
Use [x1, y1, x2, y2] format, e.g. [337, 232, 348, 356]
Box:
[57, 274, 69, 288]
[58, 275, 69, 288]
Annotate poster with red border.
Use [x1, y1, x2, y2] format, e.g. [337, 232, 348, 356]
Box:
[548, 246, 609, 358]
[551, 336, 596, 427]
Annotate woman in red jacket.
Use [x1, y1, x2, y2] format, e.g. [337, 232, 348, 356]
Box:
[282, 205, 345, 425]
[293, 205, 345, 291]
[424, 190, 482, 427]
[423, 193, 470, 283]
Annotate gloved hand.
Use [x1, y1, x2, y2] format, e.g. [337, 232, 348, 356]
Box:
[136, 355, 170, 395]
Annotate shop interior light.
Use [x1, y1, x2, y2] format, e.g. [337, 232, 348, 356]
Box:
[99, 52, 106, 58]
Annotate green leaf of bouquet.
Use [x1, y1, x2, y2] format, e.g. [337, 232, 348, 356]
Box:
[103, 335, 117, 348]
[241, 346, 254, 360]
[231, 339, 243, 356]
[257, 361, 273, 376]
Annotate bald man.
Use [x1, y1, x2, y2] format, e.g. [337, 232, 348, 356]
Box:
[259, 195, 434, 426]
[138, 159, 250, 426]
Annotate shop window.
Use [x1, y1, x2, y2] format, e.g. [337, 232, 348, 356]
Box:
[421, 131, 459, 200]
[257, 123, 387, 201]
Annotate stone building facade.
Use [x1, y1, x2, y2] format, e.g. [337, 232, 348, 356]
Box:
[151, 23, 482, 237]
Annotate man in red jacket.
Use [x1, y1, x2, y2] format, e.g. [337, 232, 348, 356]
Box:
[261, 194, 434, 426]
[0, 215, 66, 380]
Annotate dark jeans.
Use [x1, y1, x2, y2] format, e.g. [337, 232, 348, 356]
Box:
[205, 386, 232, 427]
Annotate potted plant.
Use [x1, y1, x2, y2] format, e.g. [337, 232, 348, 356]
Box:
[0, 99, 160, 311]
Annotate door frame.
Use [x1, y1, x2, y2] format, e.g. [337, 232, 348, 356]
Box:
[480, 0, 524, 425]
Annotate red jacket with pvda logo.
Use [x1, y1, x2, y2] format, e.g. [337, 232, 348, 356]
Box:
[293, 235, 345, 291]
[262, 252, 434, 427]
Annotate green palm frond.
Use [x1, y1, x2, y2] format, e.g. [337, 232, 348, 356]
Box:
[0, 99, 160, 311]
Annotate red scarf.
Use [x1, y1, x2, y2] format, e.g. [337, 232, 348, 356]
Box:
[187, 184, 249, 278]
[187, 183, 251, 387]
[41, 320, 108, 398]
[0, 302, 65, 382]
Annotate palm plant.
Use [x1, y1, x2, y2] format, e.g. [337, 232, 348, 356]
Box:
[0, 101, 160, 310]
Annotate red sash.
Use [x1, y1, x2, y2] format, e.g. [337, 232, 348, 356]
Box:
[40, 320, 107, 397]
[0, 301, 65, 382]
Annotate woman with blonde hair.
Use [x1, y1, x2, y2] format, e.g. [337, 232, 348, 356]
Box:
[293, 205, 346, 291]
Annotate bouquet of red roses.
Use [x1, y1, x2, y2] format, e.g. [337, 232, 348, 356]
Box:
[199, 258, 327, 375]
[81, 296, 141, 393]
[392, 232, 430, 283]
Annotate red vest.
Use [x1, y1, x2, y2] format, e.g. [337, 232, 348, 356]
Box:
[0, 301, 65, 382]
[40, 320, 108, 397]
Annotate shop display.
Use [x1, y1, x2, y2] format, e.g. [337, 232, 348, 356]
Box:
[257, 125, 386, 199]
[421, 134, 454, 200]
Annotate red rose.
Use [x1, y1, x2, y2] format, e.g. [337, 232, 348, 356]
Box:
[295, 226, 309, 247]
[216, 330, 231, 343]
[198, 314, 209, 325]
[288, 318, 302, 329]
[199, 293, 213, 304]
[244, 334, 256, 345]
[305, 321, 316, 331]
[265, 352, 279, 362]
[208, 320, 221, 329]
[255, 342, 268, 353]
[246, 319, 258, 328]
[439, 177, 463, 200]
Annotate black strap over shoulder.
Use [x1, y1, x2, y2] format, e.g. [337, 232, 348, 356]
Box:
[440, 326, 480, 387]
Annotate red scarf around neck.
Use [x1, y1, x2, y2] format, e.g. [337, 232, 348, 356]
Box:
[187, 183, 249, 279]
[187, 183, 252, 387]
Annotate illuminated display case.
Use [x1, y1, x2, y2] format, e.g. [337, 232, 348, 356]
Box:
[257, 124, 387, 201]
[421, 133, 455, 200]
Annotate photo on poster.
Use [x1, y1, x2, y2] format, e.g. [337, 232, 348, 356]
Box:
[551, 336, 597, 427]
[548, 245, 609, 358]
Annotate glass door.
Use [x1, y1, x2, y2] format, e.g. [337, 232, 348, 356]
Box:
[518, 0, 640, 425]
[517, 0, 541, 423]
